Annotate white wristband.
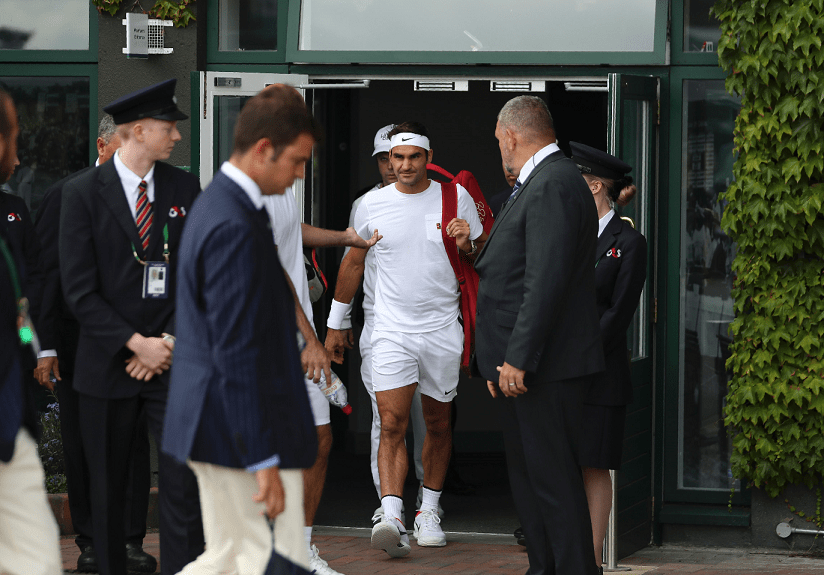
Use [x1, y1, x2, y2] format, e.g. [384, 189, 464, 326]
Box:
[327, 299, 354, 331]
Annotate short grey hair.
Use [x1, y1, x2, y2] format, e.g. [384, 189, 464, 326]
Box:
[497, 96, 555, 143]
[98, 114, 117, 143]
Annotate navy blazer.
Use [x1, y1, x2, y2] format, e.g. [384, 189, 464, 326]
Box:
[162, 171, 317, 470]
[587, 214, 647, 406]
[59, 160, 199, 398]
[475, 150, 605, 384]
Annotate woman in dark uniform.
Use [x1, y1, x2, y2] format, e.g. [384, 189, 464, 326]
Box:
[570, 142, 648, 574]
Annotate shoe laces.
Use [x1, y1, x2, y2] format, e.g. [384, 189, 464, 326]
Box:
[417, 508, 441, 528]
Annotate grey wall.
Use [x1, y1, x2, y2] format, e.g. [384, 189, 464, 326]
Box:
[97, 2, 198, 168]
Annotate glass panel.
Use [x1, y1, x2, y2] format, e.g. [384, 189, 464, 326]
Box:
[678, 79, 739, 491]
[219, 0, 278, 51]
[0, 0, 89, 51]
[683, 0, 720, 53]
[0, 77, 90, 215]
[299, 0, 656, 52]
[617, 100, 650, 361]
[213, 96, 250, 172]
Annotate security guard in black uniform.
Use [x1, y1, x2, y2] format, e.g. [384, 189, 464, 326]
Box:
[59, 79, 204, 575]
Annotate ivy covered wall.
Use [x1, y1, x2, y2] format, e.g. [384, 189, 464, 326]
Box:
[712, 0, 824, 499]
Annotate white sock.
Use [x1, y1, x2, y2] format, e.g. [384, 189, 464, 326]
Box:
[420, 486, 442, 513]
[304, 526, 313, 556]
[381, 495, 404, 524]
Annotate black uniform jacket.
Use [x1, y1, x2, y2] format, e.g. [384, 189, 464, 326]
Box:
[474, 150, 605, 385]
[0, 191, 42, 321]
[587, 214, 647, 406]
[59, 160, 199, 399]
[35, 167, 93, 374]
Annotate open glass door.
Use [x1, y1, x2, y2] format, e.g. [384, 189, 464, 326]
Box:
[606, 72, 659, 556]
[198, 71, 310, 214]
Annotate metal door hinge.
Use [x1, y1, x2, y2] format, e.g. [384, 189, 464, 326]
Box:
[653, 298, 658, 324]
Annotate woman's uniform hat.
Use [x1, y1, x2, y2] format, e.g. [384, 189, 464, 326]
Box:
[103, 78, 188, 125]
[570, 142, 632, 180]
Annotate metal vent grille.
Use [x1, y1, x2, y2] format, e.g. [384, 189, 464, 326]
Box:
[414, 81, 469, 92]
[490, 81, 546, 92]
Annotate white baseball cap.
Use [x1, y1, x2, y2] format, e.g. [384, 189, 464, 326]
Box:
[372, 124, 395, 156]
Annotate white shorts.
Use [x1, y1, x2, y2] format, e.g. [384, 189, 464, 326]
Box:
[304, 375, 331, 427]
[371, 319, 462, 402]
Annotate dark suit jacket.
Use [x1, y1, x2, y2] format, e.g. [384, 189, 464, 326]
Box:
[588, 215, 647, 406]
[474, 150, 605, 384]
[0, 227, 36, 461]
[59, 160, 199, 399]
[162, 171, 317, 470]
[35, 167, 93, 374]
[0, 191, 43, 329]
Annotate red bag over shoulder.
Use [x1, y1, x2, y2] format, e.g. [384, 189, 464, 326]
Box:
[428, 163, 494, 375]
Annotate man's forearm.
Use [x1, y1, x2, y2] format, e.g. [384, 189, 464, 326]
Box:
[301, 223, 349, 248]
[333, 250, 365, 306]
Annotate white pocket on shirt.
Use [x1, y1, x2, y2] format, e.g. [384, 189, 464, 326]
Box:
[425, 213, 443, 243]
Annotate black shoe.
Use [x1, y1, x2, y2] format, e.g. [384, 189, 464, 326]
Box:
[126, 542, 158, 573]
[77, 545, 98, 573]
[514, 526, 527, 547]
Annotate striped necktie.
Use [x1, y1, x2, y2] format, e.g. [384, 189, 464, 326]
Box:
[135, 180, 152, 251]
[502, 180, 522, 210]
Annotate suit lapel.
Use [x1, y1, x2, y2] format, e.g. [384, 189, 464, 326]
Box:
[147, 163, 173, 257]
[96, 161, 144, 254]
[482, 151, 566, 252]
[595, 213, 622, 266]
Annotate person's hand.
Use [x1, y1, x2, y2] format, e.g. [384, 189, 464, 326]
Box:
[125, 334, 173, 377]
[495, 362, 528, 398]
[446, 218, 472, 252]
[253, 466, 285, 520]
[302, 336, 332, 384]
[125, 355, 156, 381]
[325, 328, 353, 365]
[34, 356, 60, 391]
[343, 227, 382, 249]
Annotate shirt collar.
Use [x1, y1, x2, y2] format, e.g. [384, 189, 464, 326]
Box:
[220, 161, 265, 209]
[516, 142, 561, 187]
[598, 209, 615, 238]
[113, 149, 155, 193]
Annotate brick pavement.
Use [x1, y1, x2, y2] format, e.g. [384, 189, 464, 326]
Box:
[61, 530, 824, 574]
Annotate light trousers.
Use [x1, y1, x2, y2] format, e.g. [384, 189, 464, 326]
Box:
[0, 429, 61, 575]
[179, 462, 307, 575]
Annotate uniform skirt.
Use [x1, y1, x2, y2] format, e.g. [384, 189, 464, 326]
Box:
[578, 404, 627, 470]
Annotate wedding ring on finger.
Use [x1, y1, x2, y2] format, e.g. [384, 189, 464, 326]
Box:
[508, 383, 516, 386]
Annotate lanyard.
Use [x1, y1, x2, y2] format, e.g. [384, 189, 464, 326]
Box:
[132, 223, 170, 265]
[0, 236, 37, 347]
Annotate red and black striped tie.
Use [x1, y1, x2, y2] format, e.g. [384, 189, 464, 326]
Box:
[135, 180, 152, 251]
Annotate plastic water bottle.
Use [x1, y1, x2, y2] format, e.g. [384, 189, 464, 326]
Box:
[320, 371, 352, 415]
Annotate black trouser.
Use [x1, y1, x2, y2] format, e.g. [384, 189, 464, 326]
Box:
[57, 375, 151, 549]
[499, 376, 599, 575]
[79, 378, 204, 575]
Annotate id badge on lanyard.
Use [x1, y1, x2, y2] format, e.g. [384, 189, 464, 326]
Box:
[133, 223, 170, 299]
[142, 262, 169, 299]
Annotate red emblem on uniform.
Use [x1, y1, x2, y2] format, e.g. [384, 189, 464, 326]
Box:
[6, 213, 21, 222]
[606, 248, 622, 258]
[169, 206, 186, 218]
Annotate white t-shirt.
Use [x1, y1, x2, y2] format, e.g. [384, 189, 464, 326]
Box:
[354, 180, 482, 333]
[262, 188, 314, 325]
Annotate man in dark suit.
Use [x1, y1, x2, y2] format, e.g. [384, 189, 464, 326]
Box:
[59, 79, 204, 575]
[35, 114, 154, 573]
[163, 84, 319, 574]
[0, 87, 61, 575]
[474, 95, 605, 575]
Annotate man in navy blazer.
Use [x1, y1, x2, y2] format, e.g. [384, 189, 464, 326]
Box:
[0, 87, 62, 575]
[475, 96, 605, 575]
[163, 84, 320, 574]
